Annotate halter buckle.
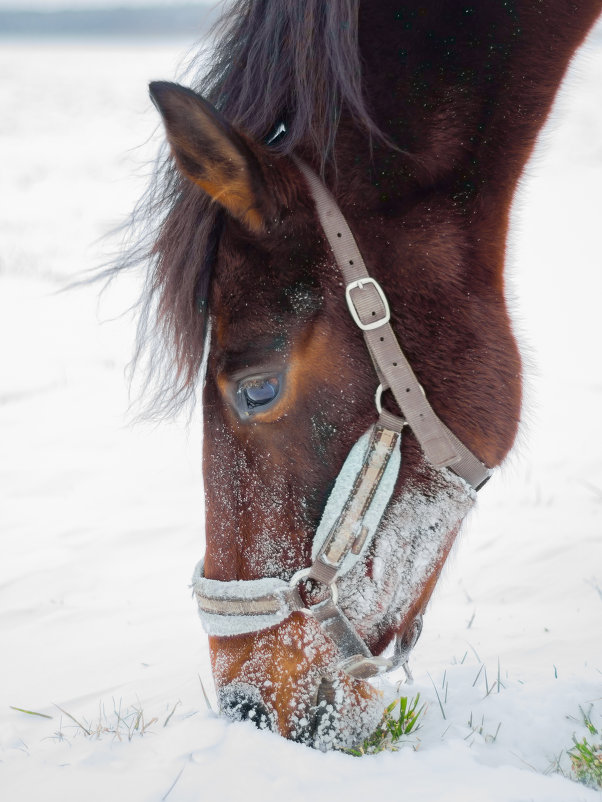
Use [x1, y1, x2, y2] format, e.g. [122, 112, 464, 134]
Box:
[345, 277, 391, 331]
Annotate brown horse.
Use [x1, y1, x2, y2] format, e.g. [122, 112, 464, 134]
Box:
[130, 0, 602, 749]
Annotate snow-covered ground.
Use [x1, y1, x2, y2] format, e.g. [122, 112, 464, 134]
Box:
[1, 31, 601, 802]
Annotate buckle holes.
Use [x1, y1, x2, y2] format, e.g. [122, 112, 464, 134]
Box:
[372, 311, 376, 316]
[380, 337, 384, 342]
[349, 259, 354, 265]
[393, 362, 398, 367]
[406, 388, 411, 392]
[337, 232, 342, 238]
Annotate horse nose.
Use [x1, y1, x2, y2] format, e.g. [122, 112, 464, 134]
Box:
[218, 683, 273, 731]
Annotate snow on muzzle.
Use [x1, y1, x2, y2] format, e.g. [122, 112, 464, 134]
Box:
[209, 613, 384, 750]
[203, 460, 476, 749]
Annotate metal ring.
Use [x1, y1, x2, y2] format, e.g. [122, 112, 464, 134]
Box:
[375, 383, 384, 414]
[289, 567, 311, 588]
[289, 567, 338, 606]
[375, 384, 407, 430]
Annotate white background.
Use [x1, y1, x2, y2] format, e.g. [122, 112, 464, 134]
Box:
[1, 25, 601, 802]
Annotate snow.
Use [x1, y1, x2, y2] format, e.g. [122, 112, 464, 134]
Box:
[339, 461, 476, 642]
[0, 0, 201, 9]
[1, 30, 602, 802]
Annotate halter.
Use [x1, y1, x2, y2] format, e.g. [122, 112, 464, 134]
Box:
[192, 160, 491, 680]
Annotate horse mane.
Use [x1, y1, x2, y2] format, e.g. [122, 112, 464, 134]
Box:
[115, 0, 382, 417]
[195, 0, 381, 158]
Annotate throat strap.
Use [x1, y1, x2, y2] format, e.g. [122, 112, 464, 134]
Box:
[295, 159, 491, 491]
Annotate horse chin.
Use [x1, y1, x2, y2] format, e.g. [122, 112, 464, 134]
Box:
[210, 614, 384, 751]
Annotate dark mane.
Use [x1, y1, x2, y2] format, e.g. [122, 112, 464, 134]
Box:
[195, 0, 382, 157]
[116, 0, 382, 416]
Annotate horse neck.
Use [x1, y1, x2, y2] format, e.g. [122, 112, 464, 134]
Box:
[330, 0, 601, 219]
[309, 0, 600, 468]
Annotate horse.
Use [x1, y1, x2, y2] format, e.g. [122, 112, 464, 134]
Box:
[129, 0, 602, 749]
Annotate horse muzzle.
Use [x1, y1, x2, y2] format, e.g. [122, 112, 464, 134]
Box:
[209, 612, 384, 750]
[197, 448, 476, 749]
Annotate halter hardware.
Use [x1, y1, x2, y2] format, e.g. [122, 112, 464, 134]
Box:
[289, 567, 339, 606]
[345, 277, 391, 330]
[193, 160, 491, 683]
[375, 383, 408, 427]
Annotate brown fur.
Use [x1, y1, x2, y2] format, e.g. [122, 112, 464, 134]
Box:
[210, 614, 380, 739]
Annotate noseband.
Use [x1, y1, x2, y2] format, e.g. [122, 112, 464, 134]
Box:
[193, 161, 491, 680]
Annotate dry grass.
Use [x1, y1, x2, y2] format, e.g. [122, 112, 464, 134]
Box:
[11, 698, 182, 743]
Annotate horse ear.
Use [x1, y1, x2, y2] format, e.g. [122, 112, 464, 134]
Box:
[149, 81, 271, 233]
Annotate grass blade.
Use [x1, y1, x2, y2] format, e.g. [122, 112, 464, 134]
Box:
[10, 706, 52, 719]
[427, 673, 446, 720]
[54, 704, 91, 736]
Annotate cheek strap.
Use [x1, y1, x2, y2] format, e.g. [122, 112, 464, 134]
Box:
[309, 424, 401, 583]
[295, 158, 492, 492]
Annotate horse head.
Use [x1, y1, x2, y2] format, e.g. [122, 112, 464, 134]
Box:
[139, 0, 601, 750]
[147, 78, 519, 748]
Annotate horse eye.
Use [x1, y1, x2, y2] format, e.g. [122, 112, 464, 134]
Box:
[239, 377, 280, 413]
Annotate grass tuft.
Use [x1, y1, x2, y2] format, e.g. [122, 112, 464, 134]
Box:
[345, 694, 425, 756]
[49, 699, 175, 742]
[569, 737, 602, 788]
[568, 706, 602, 789]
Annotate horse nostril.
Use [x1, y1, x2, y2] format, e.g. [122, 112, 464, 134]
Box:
[218, 683, 273, 731]
[310, 678, 338, 750]
[316, 677, 336, 707]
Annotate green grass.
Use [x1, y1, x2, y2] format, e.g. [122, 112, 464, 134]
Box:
[345, 694, 425, 756]
[568, 706, 602, 789]
[9, 706, 53, 719]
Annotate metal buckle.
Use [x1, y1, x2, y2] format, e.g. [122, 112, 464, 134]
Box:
[289, 567, 339, 609]
[345, 277, 391, 331]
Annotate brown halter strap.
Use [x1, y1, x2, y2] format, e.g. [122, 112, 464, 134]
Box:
[295, 159, 491, 492]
